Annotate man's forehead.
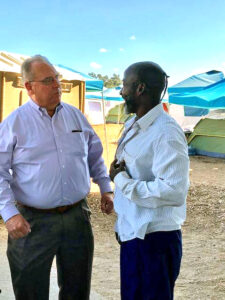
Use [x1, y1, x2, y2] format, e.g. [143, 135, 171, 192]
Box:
[31, 61, 57, 75]
[124, 69, 138, 82]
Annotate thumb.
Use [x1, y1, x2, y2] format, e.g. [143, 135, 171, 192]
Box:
[24, 220, 31, 232]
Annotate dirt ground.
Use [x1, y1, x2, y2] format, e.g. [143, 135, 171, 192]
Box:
[1, 124, 225, 299]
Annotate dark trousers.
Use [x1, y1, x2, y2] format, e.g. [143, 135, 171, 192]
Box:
[7, 199, 94, 300]
[120, 230, 182, 300]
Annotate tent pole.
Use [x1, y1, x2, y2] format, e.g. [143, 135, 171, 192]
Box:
[117, 102, 121, 124]
[101, 92, 109, 167]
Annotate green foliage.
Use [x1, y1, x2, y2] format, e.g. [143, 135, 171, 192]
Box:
[88, 72, 122, 88]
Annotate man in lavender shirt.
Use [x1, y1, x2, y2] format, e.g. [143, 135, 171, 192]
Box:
[0, 55, 113, 300]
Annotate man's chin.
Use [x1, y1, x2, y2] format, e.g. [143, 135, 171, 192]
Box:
[124, 104, 134, 115]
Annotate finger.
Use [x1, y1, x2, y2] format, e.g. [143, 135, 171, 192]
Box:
[104, 199, 113, 214]
[113, 158, 118, 165]
[10, 231, 25, 240]
[110, 159, 117, 168]
[20, 225, 30, 236]
[24, 220, 31, 232]
[105, 204, 113, 214]
[101, 200, 106, 213]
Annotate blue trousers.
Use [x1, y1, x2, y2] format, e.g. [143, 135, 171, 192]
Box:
[120, 230, 182, 300]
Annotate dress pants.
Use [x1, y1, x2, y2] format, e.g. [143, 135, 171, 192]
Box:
[120, 230, 182, 300]
[7, 199, 94, 300]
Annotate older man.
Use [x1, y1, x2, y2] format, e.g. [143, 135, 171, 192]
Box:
[110, 62, 189, 300]
[0, 55, 113, 300]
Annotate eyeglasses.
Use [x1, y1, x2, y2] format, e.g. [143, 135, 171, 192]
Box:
[29, 74, 61, 86]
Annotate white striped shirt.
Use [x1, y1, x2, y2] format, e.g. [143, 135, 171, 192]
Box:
[114, 104, 189, 242]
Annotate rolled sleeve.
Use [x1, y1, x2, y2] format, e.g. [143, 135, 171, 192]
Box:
[114, 139, 189, 209]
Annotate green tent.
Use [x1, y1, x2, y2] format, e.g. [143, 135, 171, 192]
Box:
[106, 103, 132, 124]
[188, 118, 225, 158]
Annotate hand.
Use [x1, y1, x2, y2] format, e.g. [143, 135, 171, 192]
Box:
[5, 214, 31, 239]
[101, 192, 114, 214]
[109, 159, 126, 182]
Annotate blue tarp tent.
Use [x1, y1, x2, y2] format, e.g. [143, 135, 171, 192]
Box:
[168, 70, 225, 158]
[168, 70, 224, 94]
[57, 64, 104, 92]
[86, 86, 123, 101]
[168, 70, 225, 109]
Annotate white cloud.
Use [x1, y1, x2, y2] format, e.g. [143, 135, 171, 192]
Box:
[90, 62, 102, 69]
[129, 35, 136, 40]
[119, 48, 125, 51]
[99, 48, 108, 53]
[113, 68, 119, 73]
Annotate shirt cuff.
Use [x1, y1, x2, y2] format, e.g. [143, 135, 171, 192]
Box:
[1, 204, 20, 223]
[97, 177, 113, 195]
[114, 171, 130, 190]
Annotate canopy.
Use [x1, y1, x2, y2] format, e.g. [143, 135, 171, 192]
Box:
[168, 70, 225, 109]
[86, 85, 123, 101]
[169, 78, 225, 109]
[168, 70, 224, 94]
[57, 64, 103, 92]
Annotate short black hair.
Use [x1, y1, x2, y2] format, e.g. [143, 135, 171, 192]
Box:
[126, 61, 168, 104]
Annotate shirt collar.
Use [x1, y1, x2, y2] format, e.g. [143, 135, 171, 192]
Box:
[28, 99, 63, 116]
[136, 103, 164, 131]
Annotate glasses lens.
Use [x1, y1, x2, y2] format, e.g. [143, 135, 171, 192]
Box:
[42, 77, 54, 85]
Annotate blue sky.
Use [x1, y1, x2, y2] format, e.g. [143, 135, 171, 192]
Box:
[0, 0, 225, 85]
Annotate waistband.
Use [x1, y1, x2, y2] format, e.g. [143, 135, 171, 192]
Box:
[17, 199, 84, 214]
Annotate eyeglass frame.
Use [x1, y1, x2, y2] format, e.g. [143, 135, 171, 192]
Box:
[28, 74, 62, 86]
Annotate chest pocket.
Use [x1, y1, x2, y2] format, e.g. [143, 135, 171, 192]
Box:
[61, 132, 87, 156]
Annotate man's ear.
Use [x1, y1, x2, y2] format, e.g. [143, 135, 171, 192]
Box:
[25, 81, 31, 90]
[24, 81, 33, 96]
[137, 83, 145, 96]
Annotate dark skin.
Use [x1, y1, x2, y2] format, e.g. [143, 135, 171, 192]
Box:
[109, 64, 160, 181]
[110, 159, 126, 182]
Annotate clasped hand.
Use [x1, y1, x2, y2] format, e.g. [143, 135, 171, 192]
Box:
[109, 159, 126, 182]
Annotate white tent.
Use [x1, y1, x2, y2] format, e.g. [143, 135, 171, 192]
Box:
[85, 86, 124, 125]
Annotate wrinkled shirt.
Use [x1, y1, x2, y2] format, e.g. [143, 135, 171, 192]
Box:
[0, 100, 111, 222]
[114, 104, 189, 242]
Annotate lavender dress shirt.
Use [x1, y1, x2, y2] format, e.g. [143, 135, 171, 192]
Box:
[0, 99, 111, 222]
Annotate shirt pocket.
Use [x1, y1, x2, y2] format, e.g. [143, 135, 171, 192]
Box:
[61, 132, 88, 156]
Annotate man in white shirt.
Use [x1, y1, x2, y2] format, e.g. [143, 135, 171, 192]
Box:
[110, 62, 189, 300]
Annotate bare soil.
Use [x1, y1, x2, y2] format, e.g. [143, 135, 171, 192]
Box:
[1, 124, 225, 299]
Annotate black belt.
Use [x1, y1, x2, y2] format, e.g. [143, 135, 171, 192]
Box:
[17, 200, 83, 214]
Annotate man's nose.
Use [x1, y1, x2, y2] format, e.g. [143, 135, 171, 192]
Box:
[120, 87, 123, 96]
[53, 77, 61, 88]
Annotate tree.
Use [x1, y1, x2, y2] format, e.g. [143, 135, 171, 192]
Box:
[88, 72, 122, 88]
[106, 73, 122, 88]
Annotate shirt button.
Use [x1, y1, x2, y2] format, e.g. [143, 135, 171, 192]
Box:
[60, 149, 63, 153]
[62, 165, 65, 168]
[64, 182, 67, 185]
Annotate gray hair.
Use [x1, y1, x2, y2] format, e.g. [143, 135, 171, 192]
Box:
[21, 55, 52, 82]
